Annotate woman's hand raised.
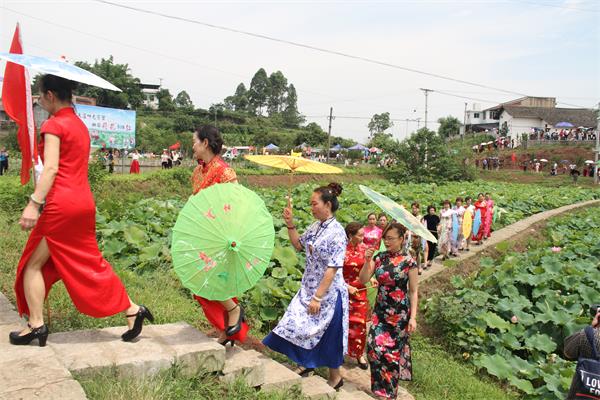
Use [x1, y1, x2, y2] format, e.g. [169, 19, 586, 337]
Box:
[283, 196, 294, 226]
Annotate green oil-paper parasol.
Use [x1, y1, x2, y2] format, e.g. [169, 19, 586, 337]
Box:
[359, 185, 438, 243]
[171, 183, 275, 301]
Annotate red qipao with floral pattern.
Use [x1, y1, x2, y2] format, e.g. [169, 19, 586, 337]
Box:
[191, 156, 248, 342]
[343, 241, 369, 358]
[15, 107, 130, 318]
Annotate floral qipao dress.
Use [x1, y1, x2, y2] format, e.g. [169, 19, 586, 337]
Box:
[263, 218, 349, 368]
[367, 250, 417, 399]
[343, 242, 369, 358]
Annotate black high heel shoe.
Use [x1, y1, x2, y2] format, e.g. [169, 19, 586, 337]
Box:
[218, 339, 235, 347]
[332, 378, 344, 391]
[225, 304, 245, 337]
[9, 323, 49, 347]
[357, 357, 369, 370]
[298, 368, 314, 377]
[121, 305, 154, 342]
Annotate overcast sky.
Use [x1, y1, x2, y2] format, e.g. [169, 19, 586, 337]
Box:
[1, 0, 599, 143]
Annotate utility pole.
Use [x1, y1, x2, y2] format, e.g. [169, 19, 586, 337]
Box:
[326, 107, 334, 162]
[420, 88, 433, 129]
[463, 102, 467, 142]
[595, 102, 599, 185]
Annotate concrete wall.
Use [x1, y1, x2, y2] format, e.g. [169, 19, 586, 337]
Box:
[500, 111, 543, 139]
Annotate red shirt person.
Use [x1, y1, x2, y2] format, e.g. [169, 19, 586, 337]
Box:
[11, 74, 151, 347]
[190, 125, 248, 345]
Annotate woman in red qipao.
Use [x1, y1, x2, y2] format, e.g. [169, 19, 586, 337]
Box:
[343, 222, 371, 369]
[471, 193, 487, 245]
[190, 125, 248, 346]
[10, 75, 153, 347]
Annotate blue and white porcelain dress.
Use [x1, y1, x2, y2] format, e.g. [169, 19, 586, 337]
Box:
[263, 217, 349, 368]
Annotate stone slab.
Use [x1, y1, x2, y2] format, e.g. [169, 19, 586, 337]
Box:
[257, 356, 301, 391]
[0, 353, 74, 395]
[49, 325, 174, 377]
[0, 379, 87, 400]
[0, 294, 22, 327]
[220, 346, 265, 387]
[337, 389, 375, 399]
[300, 375, 337, 399]
[143, 322, 225, 373]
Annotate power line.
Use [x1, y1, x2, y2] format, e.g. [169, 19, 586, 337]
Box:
[0, 5, 337, 101]
[93, 0, 533, 98]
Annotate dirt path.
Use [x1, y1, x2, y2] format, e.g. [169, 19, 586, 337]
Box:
[239, 174, 384, 188]
[419, 199, 600, 299]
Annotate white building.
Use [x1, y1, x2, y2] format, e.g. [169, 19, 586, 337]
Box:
[139, 83, 160, 110]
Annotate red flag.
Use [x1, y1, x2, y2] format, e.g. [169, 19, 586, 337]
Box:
[2, 24, 38, 185]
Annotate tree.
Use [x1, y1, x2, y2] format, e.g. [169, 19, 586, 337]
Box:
[224, 83, 249, 112]
[267, 71, 288, 115]
[74, 56, 143, 109]
[174, 90, 193, 110]
[248, 68, 270, 115]
[437, 116, 461, 138]
[157, 89, 175, 111]
[368, 112, 393, 137]
[384, 128, 475, 183]
[368, 132, 398, 153]
[281, 84, 304, 128]
[295, 122, 328, 146]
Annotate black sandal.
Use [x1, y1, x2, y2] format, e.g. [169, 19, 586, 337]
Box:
[121, 305, 154, 342]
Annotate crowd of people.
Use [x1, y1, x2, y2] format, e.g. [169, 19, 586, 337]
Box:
[9, 74, 596, 400]
[530, 128, 597, 142]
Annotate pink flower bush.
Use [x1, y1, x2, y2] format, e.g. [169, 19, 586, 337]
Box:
[551, 246, 562, 253]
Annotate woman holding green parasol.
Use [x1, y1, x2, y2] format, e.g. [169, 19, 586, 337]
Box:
[189, 125, 247, 345]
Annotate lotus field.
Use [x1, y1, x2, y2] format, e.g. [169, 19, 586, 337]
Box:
[93, 179, 599, 399]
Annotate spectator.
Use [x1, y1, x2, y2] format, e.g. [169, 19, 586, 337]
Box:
[563, 308, 600, 399]
[0, 147, 8, 175]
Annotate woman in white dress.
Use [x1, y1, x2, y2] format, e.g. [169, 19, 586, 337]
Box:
[263, 183, 348, 390]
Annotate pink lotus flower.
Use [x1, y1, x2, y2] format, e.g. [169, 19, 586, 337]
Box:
[511, 315, 518, 324]
[551, 246, 562, 253]
[375, 331, 396, 348]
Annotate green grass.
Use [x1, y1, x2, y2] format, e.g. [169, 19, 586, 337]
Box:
[75, 365, 307, 400]
[403, 335, 520, 400]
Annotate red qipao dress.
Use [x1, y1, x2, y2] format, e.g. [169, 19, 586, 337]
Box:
[343, 242, 369, 358]
[15, 107, 130, 318]
[471, 200, 487, 243]
[191, 156, 249, 342]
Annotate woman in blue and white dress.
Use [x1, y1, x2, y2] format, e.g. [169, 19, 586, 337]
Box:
[263, 182, 348, 390]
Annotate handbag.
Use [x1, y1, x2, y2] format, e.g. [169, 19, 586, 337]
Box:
[574, 326, 600, 399]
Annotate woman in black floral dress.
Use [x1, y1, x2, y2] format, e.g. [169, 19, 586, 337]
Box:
[359, 223, 419, 399]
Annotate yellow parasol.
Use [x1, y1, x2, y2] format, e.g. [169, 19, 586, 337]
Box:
[244, 155, 343, 197]
[244, 155, 343, 174]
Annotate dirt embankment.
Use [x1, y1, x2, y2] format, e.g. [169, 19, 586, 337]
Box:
[239, 174, 384, 188]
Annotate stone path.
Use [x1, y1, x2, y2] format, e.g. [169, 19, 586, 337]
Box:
[0, 292, 374, 399]
[2, 199, 597, 400]
[420, 199, 600, 282]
